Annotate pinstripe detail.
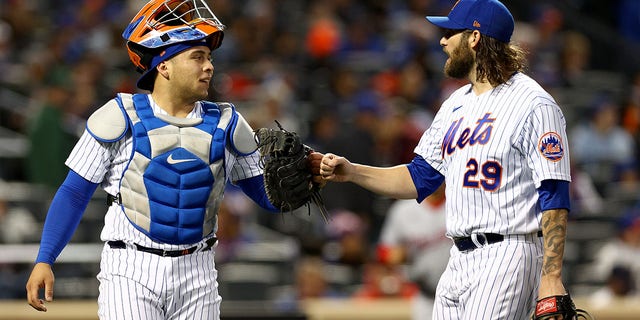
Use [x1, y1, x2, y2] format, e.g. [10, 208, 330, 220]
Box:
[97, 238, 221, 319]
[433, 235, 543, 319]
[72, 94, 253, 320]
[415, 73, 570, 319]
[415, 73, 571, 238]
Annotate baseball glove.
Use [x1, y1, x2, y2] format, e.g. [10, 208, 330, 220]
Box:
[532, 294, 594, 320]
[255, 121, 329, 221]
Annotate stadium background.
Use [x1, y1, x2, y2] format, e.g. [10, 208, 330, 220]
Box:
[1, 0, 640, 319]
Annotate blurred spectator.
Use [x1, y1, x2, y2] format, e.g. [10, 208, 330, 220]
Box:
[295, 255, 343, 300]
[376, 184, 448, 320]
[0, 1, 40, 52]
[245, 58, 302, 134]
[0, 182, 38, 300]
[352, 259, 418, 300]
[559, 30, 591, 88]
[323, 209, 369, 267]
[590, 265, 636, 308]
[569, 161, 605, 217]
[312, 90, 380, 222]
[570, 94, 637, 194]
[621, 72, 640, 136]
[0, 264, 27, 299]
[511, 21, 539, 62]
[593, 209, 640, 292]
[0, 194, 39, 244]
[215, 186, 259, 265]
[25, 80, 76, 190]
[273, 255, 345, 312]
[622, 71, 640, 175]
[526, 5, 565, 89]
[305, 2, 341, 61]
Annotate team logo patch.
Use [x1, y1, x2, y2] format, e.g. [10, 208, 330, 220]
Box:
[538, 132, 564, 162]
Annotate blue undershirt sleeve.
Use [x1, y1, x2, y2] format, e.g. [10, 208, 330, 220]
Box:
[406, 154, 445, 202]
[537, 179, 571, 212]
[236, 175, 279, 212]
[35, 170, 99, 265]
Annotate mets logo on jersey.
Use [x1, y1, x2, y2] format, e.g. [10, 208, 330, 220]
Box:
[538, 132, 564, 162]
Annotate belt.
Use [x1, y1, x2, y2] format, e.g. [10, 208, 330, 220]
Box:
[106, 193, 121, 205]
[453, 231, 543, 252]
[107, 237, 217, 257]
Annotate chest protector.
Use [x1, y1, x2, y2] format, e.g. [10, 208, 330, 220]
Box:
[114, 93, 234, 244]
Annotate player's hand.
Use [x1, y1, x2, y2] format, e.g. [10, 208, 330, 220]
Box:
[320, 153, 353, 183]
[536, 275, 567, 320]
[308, 151, 326, 187]
[26, 262, 55, 312]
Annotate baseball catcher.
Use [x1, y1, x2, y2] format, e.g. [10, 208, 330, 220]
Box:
[532, 294, 594, 320]
[255, 121, 329, 221]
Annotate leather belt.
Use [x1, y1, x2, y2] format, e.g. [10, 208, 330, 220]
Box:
[453, 231, 543, 252]
[107, 237, 217, 257]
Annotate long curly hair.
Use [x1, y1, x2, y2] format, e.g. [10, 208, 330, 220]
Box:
[468, 33, 528, 86]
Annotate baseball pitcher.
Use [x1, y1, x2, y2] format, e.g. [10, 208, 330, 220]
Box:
[321, 0, 592, 319]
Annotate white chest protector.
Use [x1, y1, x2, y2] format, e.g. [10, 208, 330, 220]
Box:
[87, 93, 257, 245]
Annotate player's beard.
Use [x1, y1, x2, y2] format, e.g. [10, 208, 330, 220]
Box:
[444, 41, 475, 79]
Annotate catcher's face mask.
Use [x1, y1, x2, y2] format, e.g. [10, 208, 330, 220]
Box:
[122, 0, 224, 88]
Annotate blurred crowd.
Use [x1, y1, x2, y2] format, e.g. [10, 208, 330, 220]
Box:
[1, 0, 640, 310]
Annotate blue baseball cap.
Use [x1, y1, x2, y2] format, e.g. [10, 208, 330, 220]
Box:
[426, 0, 514, 43]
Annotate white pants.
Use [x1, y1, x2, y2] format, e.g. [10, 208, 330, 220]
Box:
[97, 243, 221, 320]
[432, 234, 543, 320]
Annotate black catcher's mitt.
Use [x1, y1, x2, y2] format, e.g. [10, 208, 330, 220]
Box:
[255, 121, 328, 221]
[532, 294, 594, 320]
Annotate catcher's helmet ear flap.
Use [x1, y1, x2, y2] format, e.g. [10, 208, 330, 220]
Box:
[122, 0, 225, 74]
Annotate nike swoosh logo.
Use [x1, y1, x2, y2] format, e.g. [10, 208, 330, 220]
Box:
[167, 154, 197, 165]
[452, 105, 463, 112]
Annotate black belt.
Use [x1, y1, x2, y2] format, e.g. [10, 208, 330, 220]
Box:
[107, 237, 217, 257]
[107, 193, 121, 205]
[453, 231, 543, 252]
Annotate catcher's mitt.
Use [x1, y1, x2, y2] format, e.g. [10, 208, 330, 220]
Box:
[255, 121, 328, 221]
[532, 294, 594, 320]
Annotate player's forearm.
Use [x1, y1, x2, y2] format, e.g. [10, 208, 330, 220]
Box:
[540, 208, 568, 278]
[36, 171, 98, 264]
[350, 164, 418, 199]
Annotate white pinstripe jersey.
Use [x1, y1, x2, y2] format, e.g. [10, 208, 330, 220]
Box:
[65, 94, 262, 250]
[414, 73, 571, 238]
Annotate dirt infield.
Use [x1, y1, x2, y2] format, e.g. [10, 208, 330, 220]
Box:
[1, 297, 639, 320]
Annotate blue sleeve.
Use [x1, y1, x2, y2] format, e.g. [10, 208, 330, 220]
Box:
[537, 179, 571, 212]
[406, 154, 445, 202]
[236, 175, 279, 213]
[35, 170, 99, 264]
